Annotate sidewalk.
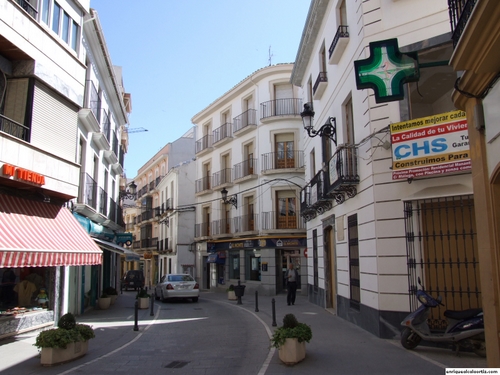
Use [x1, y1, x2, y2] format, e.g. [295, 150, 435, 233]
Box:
[205, 290, 488, 374]
[0, 289, 488, 375]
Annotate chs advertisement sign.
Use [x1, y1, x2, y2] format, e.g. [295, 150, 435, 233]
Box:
[390, 110, 471, 180]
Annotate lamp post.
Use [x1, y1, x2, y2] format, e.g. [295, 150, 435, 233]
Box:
[220, 188, 237, 209]
[119, 181, 137, 202]
[300, 103, 337, 146]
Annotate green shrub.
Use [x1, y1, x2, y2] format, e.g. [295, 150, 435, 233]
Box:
[282, 313, 298, 329]
[270, 314, 312, 349]
[57, 313, 76, 330]
[34, 323, 95, 349]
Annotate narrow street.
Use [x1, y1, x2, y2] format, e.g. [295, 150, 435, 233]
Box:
[0, 290, 487, 375]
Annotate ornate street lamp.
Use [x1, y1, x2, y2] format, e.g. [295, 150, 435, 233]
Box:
[300, 103, 337, 146]
[119, 181, 137, 201]
[221, 188, 237, 209]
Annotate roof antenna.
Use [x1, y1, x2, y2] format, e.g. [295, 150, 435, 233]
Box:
[268, 46, 273, 66]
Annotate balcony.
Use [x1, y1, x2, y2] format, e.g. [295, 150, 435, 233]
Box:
[141, 237, 158, 250]
[329, 25, 349, 64]
[233, 213, 258, 234]
[233, 158, 257, 182]
[300, 170, 332, 222]
[98, 188, 108, 216]
[158, 238, 171, 254]
[73, 172, 107, 224]
[261, 150, 304, 174]
[233, 109, 257, 136]
[212, 168, 233, 189]
[195, 134, 213, 156]
[261, 211, 306, 232]
[103, 131, 118, 164]
[195, 222, 211, 238]
[0, 114, 30, 142]
[213, 122, 233, 147]
[260, 98, 302, 120]
[165, 198, 173, 211]
[91, 109, 111, 151]
[313, 72, 328, 99]
[449, 0, 478, 48]
[326, 145, 359, 200]
[211, 218, 233, 238]
[195, 176, 212, 195]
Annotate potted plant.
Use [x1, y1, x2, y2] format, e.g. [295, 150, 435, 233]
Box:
[227, 285, 237, 300]
[98, 292, 111, 310]
[34, 313, 95, 366]
[104, 287, 118, 305]
[271, 313, 312, 365]
[136, 288, 150, 309]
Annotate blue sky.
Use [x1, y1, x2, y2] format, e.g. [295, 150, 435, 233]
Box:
[89, 0, 311, 178]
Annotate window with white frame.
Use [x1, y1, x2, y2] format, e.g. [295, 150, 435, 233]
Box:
[41, 0, 80, 52]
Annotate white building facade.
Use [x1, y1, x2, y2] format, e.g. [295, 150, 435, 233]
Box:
[292, 0, 477, 338]
[192, 64, 306, 296]
[0, 0, 110, 333]
[123, 127, 195, 287]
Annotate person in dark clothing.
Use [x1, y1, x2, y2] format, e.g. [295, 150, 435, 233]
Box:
[285, 263, 299, 305]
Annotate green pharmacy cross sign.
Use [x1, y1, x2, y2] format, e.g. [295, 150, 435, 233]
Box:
[354, 38, 419, 103]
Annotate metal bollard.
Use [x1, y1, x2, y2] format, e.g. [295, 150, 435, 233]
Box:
[272, 298, 277, 327]
[133, 300, 139, 331]
[255, 290, 259, 312]
[150, 293, 154, 316]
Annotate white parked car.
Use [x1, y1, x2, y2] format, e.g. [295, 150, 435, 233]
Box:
[154, 274, 199, 302]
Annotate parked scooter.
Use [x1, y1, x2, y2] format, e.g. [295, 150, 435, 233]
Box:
[400, 277, 486, 357]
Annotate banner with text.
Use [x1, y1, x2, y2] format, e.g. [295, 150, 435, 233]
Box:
[390, 110, 471, 180]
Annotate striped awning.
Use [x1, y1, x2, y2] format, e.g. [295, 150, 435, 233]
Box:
[0, 193, 102, 267]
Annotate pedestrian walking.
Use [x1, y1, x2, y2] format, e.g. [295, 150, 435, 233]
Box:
[285, 264, 299, 305]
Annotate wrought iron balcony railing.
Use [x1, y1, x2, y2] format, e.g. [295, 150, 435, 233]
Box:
[261, 211, 305, 230]
[300, 170, 332, 222]
[195, 134, 213, 154]
[448, 0, 477, 48]
[329, 25, 349, 63]
[195, 222, 210, 238]
[213, 122, 233, 144]
[313, 72, 328, 96]
[260, 98, 302, 119]
[195, 176, 211, 193]
[99, 187, 108, 216]
[233, 213, 258, 232]
[82, 172, 98, 210]
[233, 109, 257, 133]
[326, 145, 359, 200]
[212, 168, 232, 188]
[0, 114, 30, 142]
[234, 158, 257, 180]
[261, 150, 304, 172]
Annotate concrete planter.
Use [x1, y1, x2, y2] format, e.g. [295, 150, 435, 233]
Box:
[40, 341, 89, 366]
[98, 297, 111, 310]
[138, 297, 149, 309]
[227, 291, 237, 300]
[278, 338, 306, 365]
